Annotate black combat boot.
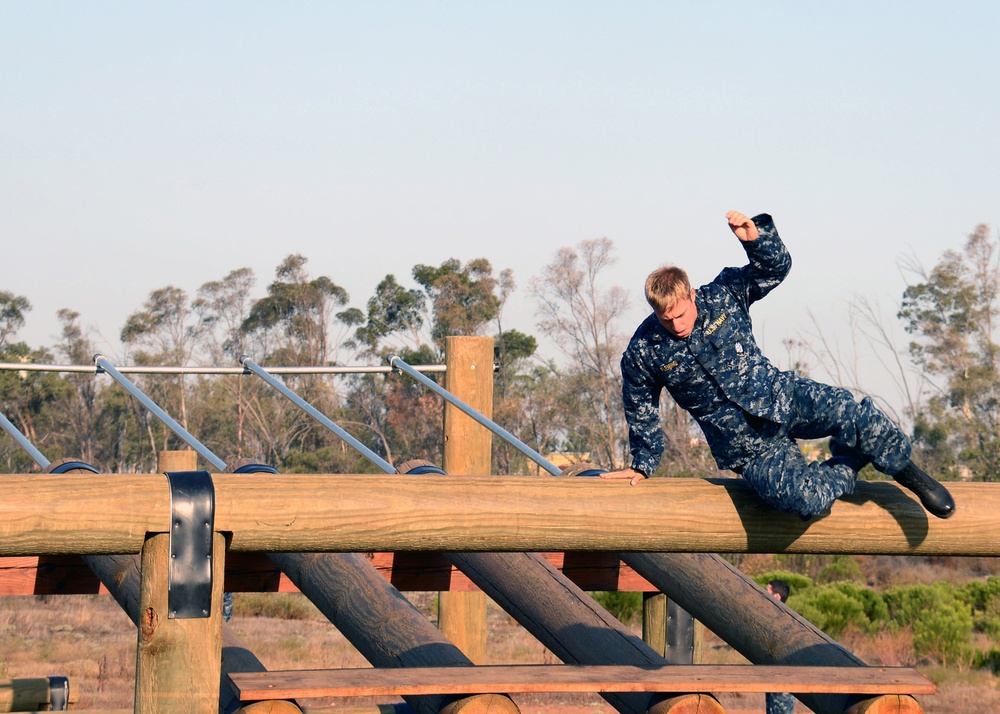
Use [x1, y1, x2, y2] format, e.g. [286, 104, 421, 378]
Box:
[892, 461, 956, 519]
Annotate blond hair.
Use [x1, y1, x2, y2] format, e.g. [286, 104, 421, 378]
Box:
[645, 266, 691, 313]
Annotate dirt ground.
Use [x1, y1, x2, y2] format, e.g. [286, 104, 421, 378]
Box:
[0, 592, 997, 713]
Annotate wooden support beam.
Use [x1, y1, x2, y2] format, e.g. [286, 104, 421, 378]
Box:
[622, 552, 927, 714]
[268, 551, 519, 714]
[134, 450, 224, 714]
[0, 551, 658, 595]
[0, 676, 79, 711]
[134, 530, 226, 714]
[448, 550, 702, 714]
[439, 336, 492, 665]
[228, 664, 935, 700]
[0, 476, 996, 556]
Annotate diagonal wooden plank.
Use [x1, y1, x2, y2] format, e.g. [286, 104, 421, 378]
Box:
[229, 664, 935, 701]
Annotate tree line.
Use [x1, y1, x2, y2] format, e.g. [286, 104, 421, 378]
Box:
[1, 223, 997, 481]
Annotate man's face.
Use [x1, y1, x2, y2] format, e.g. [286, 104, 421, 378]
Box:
[654, 289, 698, 338]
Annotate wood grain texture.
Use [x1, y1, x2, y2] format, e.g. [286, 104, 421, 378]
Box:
[646, 693, 725, 714]
[439, 336, 493, 665]
[845, 694, 925, 714]
[2, 475, 995, 557]
[228, 665, 934, 700]
[134, 532, 225, 714]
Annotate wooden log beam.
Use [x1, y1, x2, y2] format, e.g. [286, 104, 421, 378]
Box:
[0, 475, 997, 556]
[622, 552, 927, 714]
[268, 551, 519, 714]
[0, 676, 79, 711]
[447, 550, 706, 714]
[228, 664, 934, 699]
[0, 551, 659, 595]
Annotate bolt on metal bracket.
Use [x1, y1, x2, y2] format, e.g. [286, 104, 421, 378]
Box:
[165, 470, 215, 619]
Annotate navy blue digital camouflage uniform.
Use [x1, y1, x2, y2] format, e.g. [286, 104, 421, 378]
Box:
[766, 692, 796, 714]
[620, 214, 912, 519]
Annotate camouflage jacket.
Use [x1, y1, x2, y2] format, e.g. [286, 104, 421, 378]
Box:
[621, 214, 796, 474]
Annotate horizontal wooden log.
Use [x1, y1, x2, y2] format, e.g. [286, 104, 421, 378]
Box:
[228, 665, 935, 701]
[0, 676, 79, 711]
[0, 552, 656, 595]
[0, 475, 996, 556]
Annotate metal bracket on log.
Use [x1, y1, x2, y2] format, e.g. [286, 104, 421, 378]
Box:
[48, 676, 69, 710]
[165, 470, 215, 619]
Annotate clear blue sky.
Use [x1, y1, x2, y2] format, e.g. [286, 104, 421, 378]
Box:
[2, 2, 998, 413]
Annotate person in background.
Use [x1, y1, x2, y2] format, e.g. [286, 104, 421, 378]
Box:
[765, 579, 795, 714]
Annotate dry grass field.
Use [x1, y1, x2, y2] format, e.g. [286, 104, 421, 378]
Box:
[0, 590, 998, 713]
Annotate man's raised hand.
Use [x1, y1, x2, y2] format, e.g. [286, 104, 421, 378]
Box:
[727, 210, 759, 242]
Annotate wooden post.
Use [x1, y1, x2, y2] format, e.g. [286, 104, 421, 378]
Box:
[134, 450, 224, 713]
[642, 593, 668, 657]
[439, 336, 492, 664]
[157, 449, 197, 473]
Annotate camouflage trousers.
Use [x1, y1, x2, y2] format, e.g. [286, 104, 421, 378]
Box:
[736, 377, 911, 519]
[766, 692, 796, 713]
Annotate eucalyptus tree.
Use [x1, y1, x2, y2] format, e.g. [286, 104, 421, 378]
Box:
[350, 258, 518, 468]
[0, 294, 66, 471]
[899, 223, 1000, 480]
[530, 238, 630, 470]
[0, 291, 31, 351]
[238, 255, 365, 470]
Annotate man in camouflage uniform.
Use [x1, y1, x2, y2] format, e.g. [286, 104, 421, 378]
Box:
[602, 211, 955, 520]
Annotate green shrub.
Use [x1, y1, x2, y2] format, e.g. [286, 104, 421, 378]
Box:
[591, 591, 642, 625]
[884, 583, 974, 665]
[913, 600, 974, 666]
[974, 647, 1000, 674]
[883, 584, 941, 628]
[816, 555, 865, 584]
[959, 577, 1000, 639]
[958, 577, 1000, 610]
[792, 583, 884, 637]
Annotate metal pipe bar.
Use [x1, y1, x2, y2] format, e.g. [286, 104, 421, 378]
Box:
[0, 362, 446, 375]
[239, 355, 396, 474]
[388, 354, 561, 476]
[0, 409, 51, 470]
[93, 354, 227, 471]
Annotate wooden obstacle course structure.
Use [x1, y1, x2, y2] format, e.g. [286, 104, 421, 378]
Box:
[0, 336, 978, 713]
